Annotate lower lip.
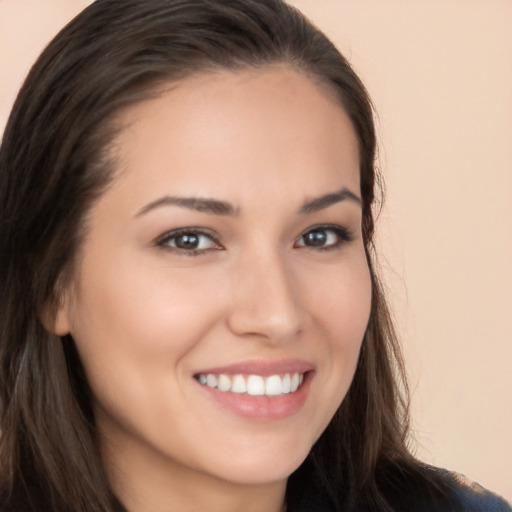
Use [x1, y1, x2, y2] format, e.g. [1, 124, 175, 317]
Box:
[197, 373, 313, 421]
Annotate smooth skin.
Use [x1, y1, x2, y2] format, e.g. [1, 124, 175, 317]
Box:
[53, 67, 372, 512]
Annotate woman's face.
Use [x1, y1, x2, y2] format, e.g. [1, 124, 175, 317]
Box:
[55, 67, 371, 499]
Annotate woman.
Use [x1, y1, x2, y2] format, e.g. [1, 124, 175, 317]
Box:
[0, 1, 509, 511]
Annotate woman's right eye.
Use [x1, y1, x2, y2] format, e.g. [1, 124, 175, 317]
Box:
[156, 229, 220, 254]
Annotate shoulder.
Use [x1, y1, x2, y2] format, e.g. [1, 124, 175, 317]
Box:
[378, 463, 511, 512]
[398, 467, 511, 512]
[446, 471, 511, 512]
[397, 467, 512, 512]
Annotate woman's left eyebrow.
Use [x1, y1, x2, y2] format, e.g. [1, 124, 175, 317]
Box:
[299, 187, 362, 214]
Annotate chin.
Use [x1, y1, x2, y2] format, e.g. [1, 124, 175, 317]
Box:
[201, 438, 313, 486]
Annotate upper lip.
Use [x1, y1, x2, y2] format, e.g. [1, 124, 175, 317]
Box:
[194, 358, 315, 377]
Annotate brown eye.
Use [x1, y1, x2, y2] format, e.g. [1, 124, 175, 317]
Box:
[296, 225, 353, 249]
[174, 233, 201, 249]
[157, 229, 219, 252]
[302, 229, 329, 247]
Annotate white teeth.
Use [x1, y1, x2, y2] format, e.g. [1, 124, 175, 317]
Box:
[206, 374, 217, 388]
[282, 374, 291, 393]
[197, 372, 305, 397]
[290, 373, 300, 392]
[217, 374, 231, 392]
[247, 375, 265, 396]
[265, 375, 283, 396]
[231, 374, 247, 393]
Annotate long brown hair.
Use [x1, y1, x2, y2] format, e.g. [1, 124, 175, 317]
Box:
[0, 1, 454, 511]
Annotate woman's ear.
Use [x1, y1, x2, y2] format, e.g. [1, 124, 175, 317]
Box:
[40, 294, 72, 336]
[52, 303, 71, 336]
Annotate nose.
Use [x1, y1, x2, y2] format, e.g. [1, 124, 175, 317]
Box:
[226, 250, 303, 344]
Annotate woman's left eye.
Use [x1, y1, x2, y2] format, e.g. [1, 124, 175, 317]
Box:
[156, 229, 220, 254]
[295, 225, 353, 250]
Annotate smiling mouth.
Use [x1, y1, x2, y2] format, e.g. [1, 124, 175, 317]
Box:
[195, 372, 306, 397]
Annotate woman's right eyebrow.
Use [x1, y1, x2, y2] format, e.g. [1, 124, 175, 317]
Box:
[135, 196, 238, 217]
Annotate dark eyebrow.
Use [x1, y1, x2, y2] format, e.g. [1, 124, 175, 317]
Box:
[135, 196, 237, 217]
[299, 187, 362, 214]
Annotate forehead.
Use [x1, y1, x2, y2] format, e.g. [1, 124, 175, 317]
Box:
[109, 66, 360, 207]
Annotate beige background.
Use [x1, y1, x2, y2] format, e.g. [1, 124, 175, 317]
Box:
[1, 0, 511, 503]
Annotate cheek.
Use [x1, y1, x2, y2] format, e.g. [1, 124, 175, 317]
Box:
[307, 253, 372, 410]
[72, 255, 220, 350]
[67, 258, 230, 432]
[66, 255, 227, 407]
[307, 254, 372, 345]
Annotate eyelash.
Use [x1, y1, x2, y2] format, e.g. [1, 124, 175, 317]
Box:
[155, 224, 354, 256]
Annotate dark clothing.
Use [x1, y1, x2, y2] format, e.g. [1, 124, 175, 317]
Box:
[289, 471, 511, 512]
[451, 474, 511, 512]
